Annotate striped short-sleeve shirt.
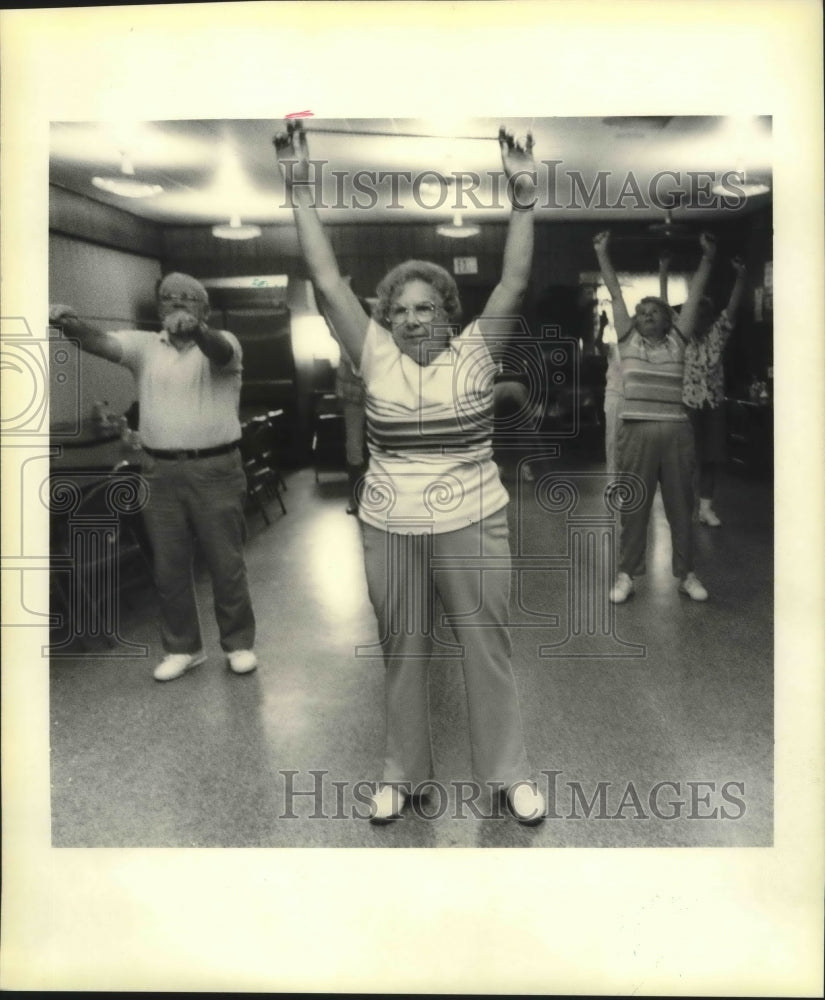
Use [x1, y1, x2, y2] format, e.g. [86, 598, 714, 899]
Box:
[619, 327, 688, 422]
[356, 318, 509, 535]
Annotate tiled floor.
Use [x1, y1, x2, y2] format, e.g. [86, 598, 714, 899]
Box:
[50, 452, 773, 848]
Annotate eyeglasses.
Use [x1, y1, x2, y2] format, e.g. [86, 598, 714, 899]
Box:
[159, 292, 207, 305]
[389, 302, 439, 326]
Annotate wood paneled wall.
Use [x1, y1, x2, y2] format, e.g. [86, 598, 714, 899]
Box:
[160, 208, 773, 380]
[50, 185, 162, 259]
[160, 211, 769, 297]
[49, 232, 163, 425]
[50, 179, 773, 420]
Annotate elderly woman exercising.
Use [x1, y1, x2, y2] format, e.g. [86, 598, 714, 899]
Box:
[593, 230, 717, 604]
[275, 120, 545, 823]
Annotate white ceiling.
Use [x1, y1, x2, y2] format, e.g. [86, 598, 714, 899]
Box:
[49, 115, 772, 227]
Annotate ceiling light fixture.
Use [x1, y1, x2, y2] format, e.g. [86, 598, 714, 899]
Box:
[212, 213, 262, 240]
[91, 152, 163, 199]
[711, 168, 770, 199]
[436, 212, 480, 239]
[647, 209, 691, 238]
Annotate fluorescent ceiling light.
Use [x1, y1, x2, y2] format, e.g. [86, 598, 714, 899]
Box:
[436, 212, 480, 239]
[736, 179, 770, 197]
[711, 169, 770, 198]
[212, 213, 262, 240]
[91, 153, 163, 199]
[91, 175, 164, 198]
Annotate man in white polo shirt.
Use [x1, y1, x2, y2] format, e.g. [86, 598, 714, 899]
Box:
[50, 273, 257, 681]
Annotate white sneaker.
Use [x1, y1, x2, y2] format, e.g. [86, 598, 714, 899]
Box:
[698, 507, 722, 527]
[609, 572, 635, 604]
[368, 785, 407, 823]
[679, 573, 709, 602]
[153, 650, 206, 682]
[507, 782, 546, 824]
[227, 649, 258, 674]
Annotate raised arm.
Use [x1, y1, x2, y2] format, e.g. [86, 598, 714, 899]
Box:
[593, 231, 631, 339]
[481, 129, 536, 336]
[273, 121, 369, 366]
[192, 325, 235, 366]
[48, 305, 123, 364]
[313, 283, 355, 366]
[725, 257, 748, 323]
[658, 248, 671, 304]
[678, 232, 717, 339]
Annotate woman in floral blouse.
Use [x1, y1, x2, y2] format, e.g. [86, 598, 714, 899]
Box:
[681, 258, 748, 527]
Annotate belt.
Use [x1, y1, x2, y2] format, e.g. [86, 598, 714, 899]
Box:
[143, 440, 240, 460]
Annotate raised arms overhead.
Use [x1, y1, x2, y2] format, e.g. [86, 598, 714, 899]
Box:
[480, 129, 537, 340]
[593, 230, 632, 339]
[273, 121, 370, 367]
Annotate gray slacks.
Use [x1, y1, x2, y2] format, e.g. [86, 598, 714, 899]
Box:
[361, 509, 529, 790]
[141, 449, 256, 654]
[617, 419, 696, 578]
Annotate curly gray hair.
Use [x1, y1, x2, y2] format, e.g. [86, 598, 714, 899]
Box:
[631, 295, 675, 332]
[374, 260, 462, 327]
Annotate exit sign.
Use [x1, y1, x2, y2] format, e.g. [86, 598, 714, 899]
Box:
[453, 256, 478, 275]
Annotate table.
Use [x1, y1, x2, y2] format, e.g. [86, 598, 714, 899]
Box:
[51, 418, 143, 472]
